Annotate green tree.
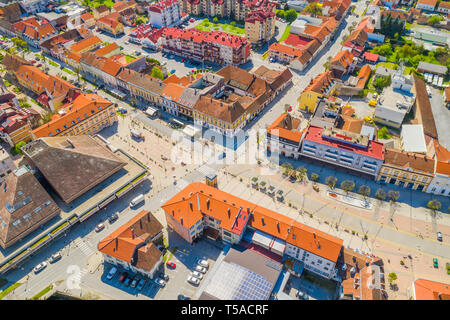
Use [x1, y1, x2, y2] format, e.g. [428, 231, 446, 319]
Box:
[284, 9, 298, 23]
[341, 180, 355, 193]
[358, 185, 371, 198]
[326, 176, 338, 189]
[276, 9, 286, 20]
[427, 200, 442, 212]
[377, 126, 392, 139]
[376, 188, 386, 201]
[296, 166, 307, 182]
[371, 43, 393, 57]
[230, 21, 236, 26]
[310, 173, 319, 182]
[14, 141, 26, 155]
[151, 66, 164, 80]
[304, 2, 322, 17]
[428, 16, 442, 25]
[213, 17, 219, 24]
[388, 190, 400, 202]
[373, 75, 391, 91]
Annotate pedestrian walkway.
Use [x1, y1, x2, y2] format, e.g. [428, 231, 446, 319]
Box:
[74, 238, 95, 257]
[197, 164, 214, 177]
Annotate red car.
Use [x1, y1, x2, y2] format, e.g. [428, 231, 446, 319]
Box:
[36, 63, 42, 67]
[181, 58, 185, 62]
[189, 19, 194, 23]
[288, 106, 292, 111]
[166, 261, 176, 269]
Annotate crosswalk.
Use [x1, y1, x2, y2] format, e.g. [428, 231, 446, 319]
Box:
[197, 164, 214, 177]
[74, 238, 95, 257]
[175, 179, 189, 191]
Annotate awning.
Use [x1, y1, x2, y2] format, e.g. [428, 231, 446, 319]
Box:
[182, 125, 202, 137]
[251, 230, 286, 256]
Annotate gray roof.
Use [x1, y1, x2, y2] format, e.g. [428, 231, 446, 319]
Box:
[0, 167, 60, 249]
[417, 62, 447, 75]
[22, 136, 126, 203]
[375, 66, 396, 78]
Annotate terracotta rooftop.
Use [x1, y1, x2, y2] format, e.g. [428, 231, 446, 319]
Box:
[162, 183, 343, 262]
[414, 278, 450, 300]
[383, 148, 435, 174]
[412, 75, 438, 139]
[70, 36, 101, 53]
[331, 50, 354, 69]
[356, 64, 372, 88]
[266, 113, 304, 143]
[98, 210, 163, 271]
[433, 140, 450, 176]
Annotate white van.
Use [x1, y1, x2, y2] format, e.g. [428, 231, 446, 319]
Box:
[130, 194, 145, 207]
[107, 267, 117, 280]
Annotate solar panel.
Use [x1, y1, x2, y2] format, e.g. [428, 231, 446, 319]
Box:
[204, 262, 273, 300]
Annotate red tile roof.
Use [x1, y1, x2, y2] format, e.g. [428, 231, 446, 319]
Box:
[266, 113, 304, 143]
[162, 182, 343, 262]
[269, 42, 304, 58]
[356, 64, 372, 88]
[70, 36, 101, 53]
[304, 125, 385, 160]
[433, 140, 450, 176]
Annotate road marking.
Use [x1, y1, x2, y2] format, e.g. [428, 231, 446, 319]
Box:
[175, 179, 189, 191]
[74, 238, 95, 257]
[197, 164, 214, 176]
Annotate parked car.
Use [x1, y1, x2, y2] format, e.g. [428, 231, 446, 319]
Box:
[197, 259, 209, 268]
[33, 261, 47, 273]
[154, 277, 165, 287]
[433, 258, 439, 268]
[49, 252, 62, 263]
[36, 63, 42, 67]
[218, 152, 226, 160]
[195, 265, 207, 274]
[296, 290, 309, 300]
[106, 267, 117, 280]
[437, 231, 443, 242]
[166, 261, 176, 269]
[108, 212, 119, 223]
[159, 273, 169, 281]
[191, 271, 203, 280]
[119, 271, 128, 283]
[178, 294, 191, 300]
[95, 223, 105, 232]
[124, 276, 132, 287]
[131, 278, 139, 288]
[137, 279, 146, 291]
[187, 276, 200, 286]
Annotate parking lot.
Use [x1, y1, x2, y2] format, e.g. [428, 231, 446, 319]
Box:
[96, 233, 223, 300]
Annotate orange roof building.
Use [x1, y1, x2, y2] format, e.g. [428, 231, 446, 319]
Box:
[266, 113, 305, 159]
[70, 36, 102, 54]
[356, 64, 372, 89]
[98, 210, 164, 278]
[162, 182, 344, 279]
[31, 93, 118, 139]
[413, 278, 450, 300]
[426, 140, 450, 196]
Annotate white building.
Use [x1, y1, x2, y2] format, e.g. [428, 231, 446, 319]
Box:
[415, 0, 437, 11]
[426, 141, 450, 196]
[301, 126, 385, 178]
[20, 0, 49, 14]
[0, 147, 16, 183]
[149, 0, 182, 28]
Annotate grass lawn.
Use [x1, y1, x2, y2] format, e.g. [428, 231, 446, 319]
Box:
[279, 24, 291, 42]
[403, 66, 415, 75]
[0, 282, 22, 299]
[194, 19, 245, 36]
[3, 80, 12, 87]
[31, 284, 53, 300]
[125, 55, 136, 63]
[376, 62, 398, 70]
[48, 60, 59, 67]
[62, 68, 74, 75]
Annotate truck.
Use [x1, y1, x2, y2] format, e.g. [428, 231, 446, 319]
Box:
[130, 129, 143, 139]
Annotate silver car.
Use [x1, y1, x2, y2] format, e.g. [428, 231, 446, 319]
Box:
[33, 261, 47, 273]
[191, 271, 203, 280]
[195, 265, 207, 274]
[187, 276, 200, 286]
[197, 259, 209, 268]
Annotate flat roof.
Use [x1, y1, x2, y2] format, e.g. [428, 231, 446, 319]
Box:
[200, 247, 282, 300]
[401, 124, 427, 153]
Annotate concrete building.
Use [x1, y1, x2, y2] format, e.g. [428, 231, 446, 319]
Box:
[411, 278, 450, 300]
[161, 28, 251, 66]
[373, 87, 415, 129]
[376, 148, 435, 191]
[244, 8, 275, 45]
[149, 0, 182, 28]
[298, 71, 338, 113]
[0, 102, 36, 147]
[20, 0, 49, 14]
[98, 210, 164, 279]
[436, 1, 450, 14]
[301, 126, 385, 178]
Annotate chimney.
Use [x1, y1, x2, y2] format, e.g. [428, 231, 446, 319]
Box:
[172, 210, 174, 216]
[206, 198, 210, 209]
[227, 208, 231, 218]
[180, 217, 183, 225]
[261, 217, 265, 226]
[189, 202, 193, 210]
[277, 222, 280, 232]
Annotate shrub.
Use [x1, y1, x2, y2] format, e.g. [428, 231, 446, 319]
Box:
[376, 188, 386, 200]
[326, 176, 338, 189]
[340, 180, 355, 193]
[388, 190, 400, 202]
[427, 200, 442, 212]
[310, 173, 319, 182]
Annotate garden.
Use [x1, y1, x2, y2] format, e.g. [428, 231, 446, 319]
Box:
[194, 18, 245, 36]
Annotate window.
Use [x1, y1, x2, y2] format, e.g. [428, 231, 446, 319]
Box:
[34, 206, 41, 213]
